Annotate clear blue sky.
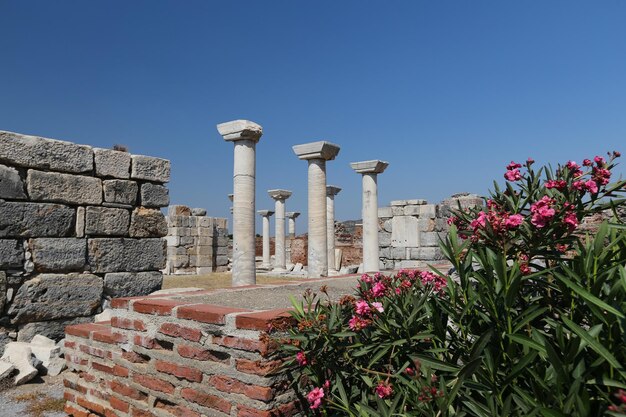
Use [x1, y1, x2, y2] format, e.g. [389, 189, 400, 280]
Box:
[2, 1, 625, 232]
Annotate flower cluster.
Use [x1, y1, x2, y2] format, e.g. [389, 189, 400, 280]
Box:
[608, 389, 626, 414]
[375, 380, 393, 399]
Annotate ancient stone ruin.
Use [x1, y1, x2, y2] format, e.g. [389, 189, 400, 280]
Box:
[0, 130, 170, 355]
[164, 205, 229, 275]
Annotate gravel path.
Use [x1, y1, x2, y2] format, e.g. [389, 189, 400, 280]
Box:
[0, 373, 65, 417]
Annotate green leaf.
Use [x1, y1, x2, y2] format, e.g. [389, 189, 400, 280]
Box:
[539, 408, 568, 417]
[507, 334, 547, 355]
[553, 270, 624, 318]
[562, 317, 624, 372]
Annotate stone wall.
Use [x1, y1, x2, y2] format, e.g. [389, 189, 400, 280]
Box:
[378, 194, 483, 269]
[64, 291, 301, 417]
[0, 130, 169, 349]
[165, 205, 229, 275]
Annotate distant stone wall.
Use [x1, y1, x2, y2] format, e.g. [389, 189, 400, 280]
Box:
[165, 205, 229, 274]
[0, 130, 169, 349]
[378, 194, 483, 269]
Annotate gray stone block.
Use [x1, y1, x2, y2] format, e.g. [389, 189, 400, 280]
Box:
[191, 208, 207, 216]
[0, 131, 93, 174]
[16, 317, 92, 343]
[410, 247, 444, 261]
[103, 271, 162, 298]
[417, 218, 436, 232]
[76, 207, 85, 237]
[392, 247, 408, 260]
[88, 238, 165, 273]
[382, 219, 393, 233]
[129, 208, 167, 237]
[131, 155, 170, 183]
[216, 255, 229, 266]
[379, 232, 391, 246]
[27, 170, 102, 205]
[94, 148, 131, 178]
[169, 255, 189, 268]
[85, 206, 130, 236]
[390, 200, 407, 206]
[391, 216, 419, 247]
[419, 232, 445, 247]
[378, 207, 392, 219]
[0, 164, 26, 199]
[0, 271, 6, 314]
[406, 199, 427, 205]
[140, 183, 169, 208]
[403, 205, 421, 216]
[198, 217, 214, 228]
[419, 204, 437, 219]
[0, 332, 10, 357]
[0, 201, 74, 238]
[0, 240, 24, 268]
[8, 273, 103, 323]
[103, 179, 138, 205]
[30, 238, 86, 272]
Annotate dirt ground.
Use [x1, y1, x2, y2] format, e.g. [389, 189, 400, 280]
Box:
[0, 373, 65, 417]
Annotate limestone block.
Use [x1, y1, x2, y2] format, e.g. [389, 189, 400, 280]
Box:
[88, 238, 165, 272]
[188, 217, 197, 227]
[196, 267, 213, 274]
[403, 205, 421, 216]
[216, 255, 228, 266]
[191, 208, 207, 216]
[419, 232, 445, 247]
[31, 334, 56, 347]
[378, 207, 392, 219]
[435, 218, 448, 232]
[169, 205, 191, 216]
[196, 245, 213, 256]
[103, 179, 138, 205]
[16, 317, 92, 342]
[379, 232, 391, 246]
[45, 357, 66, 376]
[417, 218, 436, 232]
[0, 164, 26, 199]
[0, 131, 93, 174]
[140, 183, 169, 207]
[0, 201, 74, 238]
[9, 341, 60, 369]
[381, 219, 393, 233]
[76, 206, 85, 237]
[103, 271, 162, 298]
[167, 246, 188, 256]
[169, 255, 189, 268]
[217, 236, 229, 246]
[410, 247, 443, 260]
[379, 247, 391, 258]
[0, 272, 6, 313]
[164, 236, 179, 246]
[198, 217, 214, 228]
[169, 227, 190, 236]
[215, 218, 228, 230]
[391, 216, 419, 247]
[392, 206, 404, 216]
[27, 170, 102, 205]
[398, 260, 422, 269]
[390, 200, 407, 206]
[94, 147, 131, 178]
[0, 360, 14, 380]
[406, 199, 427, 205]
[391, 247, 408, 260]
[195, 255, 213, 268]
[85, 206, 130, 236]
[129, 207, 168, 237]
[131, 155, 170, 183]
[30, 238, 86, 272]
[0, 239, 24, 268]
[419, 204, 437, 219]
[216, 246, 228, 256]
[8, 273, 103, 323]
[196, 237, 213, 246]
[1, 343, 38, 385]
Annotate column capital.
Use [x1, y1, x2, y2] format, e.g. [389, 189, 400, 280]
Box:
[350, 160, 389, 174]
[326, 185, 342, 196]
[293, 141, 340, 161]
[268, 189, 292, 201]
[286, 211, 300, 219]
[258, 210, 274, 217]
[217, 120, 263, 142]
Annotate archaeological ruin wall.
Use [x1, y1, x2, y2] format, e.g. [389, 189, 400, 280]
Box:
[0, 130, 169, 350]
[165, 205, 229, 275]
[378, 194, 484, 270]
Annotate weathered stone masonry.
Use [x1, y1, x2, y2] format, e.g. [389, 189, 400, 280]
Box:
[64, 290, 302, 417]
[0, 130, 169, 351]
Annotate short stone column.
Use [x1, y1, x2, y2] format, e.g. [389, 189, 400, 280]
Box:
[326, 185, 341, 273]
[268, 190, 292, 271]
[217, 120, 263, 286]
[286, 211, 300, 238]
[351, 160, 389, 273]
[257, 210, 274, 269]
[293, 141, 340, 278]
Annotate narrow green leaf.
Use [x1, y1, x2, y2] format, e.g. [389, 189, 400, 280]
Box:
[562, 317, 624, 371]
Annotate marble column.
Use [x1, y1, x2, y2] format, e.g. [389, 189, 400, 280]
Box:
[228, 193, 234, 214]
[268, 189, 292, 271]
[293, 141, 340, 278]
[350, 160, 388, 273]
[217, 120, 263, 286]
[257, 210, 274, 269]
[286, 211, 300, 238]
[326, 185, 341, 273]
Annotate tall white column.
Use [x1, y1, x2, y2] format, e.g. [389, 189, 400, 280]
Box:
[286, 212, 300, 238]
[258, 210, 274, 269]
[228, 193, 234, 214]
[268, 189, 292, 271]
[293, 141, 340, 278]
[351, 160, 388, 273]
[326, 185, 341, 273]
[217, 120, 263, 286]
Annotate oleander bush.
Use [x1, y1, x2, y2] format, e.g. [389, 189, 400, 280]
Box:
[282, 152, 626, 417]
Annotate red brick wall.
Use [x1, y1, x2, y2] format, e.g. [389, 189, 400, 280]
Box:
[64, 291, 303, 417]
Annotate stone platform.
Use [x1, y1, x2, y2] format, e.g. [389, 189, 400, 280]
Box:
[63, 266, 449, 417]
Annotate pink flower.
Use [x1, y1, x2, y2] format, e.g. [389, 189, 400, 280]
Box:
[593, 167, 611, 185]
[348, 315, 370, 331]
[507, 161, 522, 170]
[545, 179, 566, 190]
[470, 212, 487, 230]
[504, 214, 523, 228]
[296, 351, 308, 366]
[504, 169, 522, 181]
[527, 157, 535, 165]
[420, 271, 447, 294]
[572, 180, 586, 192]
[564, 212, 578, 231]
[355, 299, 371, 316]
[372, 281, 386, 297]
[530, 196, 555, 228]
[405, 367, 416, 376]
[307, 387, 325, 409]
[371, 302, 384, 313]
[594, 156, 606, 165]
[566, 160, 580, 171]
[375, 381, 393, 399]
[583, 159, 593, 167]
[585, 179, 598, 194]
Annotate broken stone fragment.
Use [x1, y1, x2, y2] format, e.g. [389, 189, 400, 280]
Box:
[1, 343, 38, 385]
